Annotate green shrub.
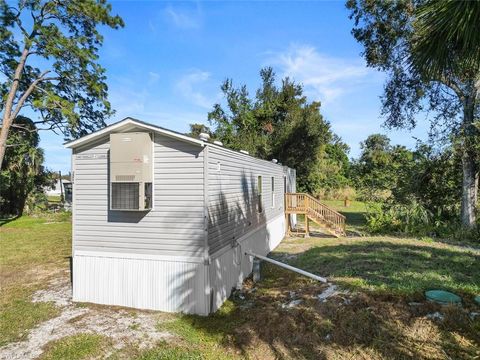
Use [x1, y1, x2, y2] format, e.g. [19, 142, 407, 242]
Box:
[365, 201, 480, 243]
[314, 186, 357, 201]
[365, 201, 433, 236]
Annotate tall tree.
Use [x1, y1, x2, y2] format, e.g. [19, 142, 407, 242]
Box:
[187, 123, 211, 139]
[0, 116, 52, 215]
[347, 0, 480, 227]
[411, 0, 480, 78]
[0, 0, 124, 168]
[206, 68, 349, 193]
[351, 134, 394, 200]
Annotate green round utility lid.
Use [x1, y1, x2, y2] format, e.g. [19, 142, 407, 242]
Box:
[425, 290, 462, 305]
[475, 295, 480, 305]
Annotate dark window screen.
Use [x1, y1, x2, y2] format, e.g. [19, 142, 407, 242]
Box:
[112, 182, 139, 210]
[144, 182, 152, 209]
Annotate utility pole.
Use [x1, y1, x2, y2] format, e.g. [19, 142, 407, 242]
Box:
[59, 171, 64, 204]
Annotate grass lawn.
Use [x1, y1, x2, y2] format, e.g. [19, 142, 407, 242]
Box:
[296, 199, 369, 234]
[39, 333, 109, 360]
[322, 199, 369, 232]
[1, 208, 479, 359]
[0, 213, 71, 346]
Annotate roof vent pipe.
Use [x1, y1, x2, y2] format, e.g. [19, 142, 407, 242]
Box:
[199, 133, 210, 142]
[271, 159, 278, 164]
[213, 140, 223, 146]
[240, 150, 249, 155]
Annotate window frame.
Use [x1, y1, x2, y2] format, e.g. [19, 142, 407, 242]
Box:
[257, 175, 263, 213]
[271, 176, 275, 208]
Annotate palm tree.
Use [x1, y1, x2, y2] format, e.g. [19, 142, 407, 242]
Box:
[411, 0, 480, 77]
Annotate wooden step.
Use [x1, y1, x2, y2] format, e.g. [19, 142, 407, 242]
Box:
[285, 193, 346, 237]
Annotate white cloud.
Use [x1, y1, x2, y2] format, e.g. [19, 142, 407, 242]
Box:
[268, 44, 376, 104]
[165, 6, 201, 29]
[175, 70, 216, 109]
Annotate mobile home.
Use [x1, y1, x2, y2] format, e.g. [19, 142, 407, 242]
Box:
[65, 117, 296, 315]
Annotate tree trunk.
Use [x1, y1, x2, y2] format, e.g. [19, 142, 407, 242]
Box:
[0, 47, 30, 168]
[461, 153, 478, 227]
[0, 121, 11, 168]
[460, 89, 478, 228]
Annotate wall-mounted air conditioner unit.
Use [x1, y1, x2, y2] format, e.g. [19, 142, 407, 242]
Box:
[110, 132, 153, 211]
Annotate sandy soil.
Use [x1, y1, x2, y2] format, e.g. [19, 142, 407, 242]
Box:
[0, 276, 171, 360]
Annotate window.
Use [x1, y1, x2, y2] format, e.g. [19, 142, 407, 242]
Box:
[111, 182, 153, 211]
[112, 182, 139, 210]
[257, 175, 263, 213]
[144, 182, 153, 209]
[271, 176, 275, 208]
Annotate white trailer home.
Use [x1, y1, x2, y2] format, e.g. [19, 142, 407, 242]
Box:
[65, 117, 296, 315]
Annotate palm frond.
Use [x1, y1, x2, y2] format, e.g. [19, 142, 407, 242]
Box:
[411, 0, 480, 77]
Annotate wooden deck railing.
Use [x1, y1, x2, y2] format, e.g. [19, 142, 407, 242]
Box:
[285, 192, 346, 236]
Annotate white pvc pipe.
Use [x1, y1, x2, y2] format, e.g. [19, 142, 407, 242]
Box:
[245, 251, 328, 283]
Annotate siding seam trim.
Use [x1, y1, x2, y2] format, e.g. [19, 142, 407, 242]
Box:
[74, 250, 205, 264]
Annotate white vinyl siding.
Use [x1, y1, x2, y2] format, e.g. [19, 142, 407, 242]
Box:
[72, 130, 205, 258]
[271, 176, 275, 208]
[207, 146, 285, 255]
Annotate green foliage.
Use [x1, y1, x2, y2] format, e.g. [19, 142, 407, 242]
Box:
[24, 190, 49, 214]
[346, 0, 480, 227]
[346, 0, 479, 132]
[136, 343, 203, 360]
[351, 134, 414, 202]
[206, 67, 350, 194]
[0, 289, 59, 346]
[392, 144, 462, 221]
[365, 200, 480, 242]
[0, 0, 124, 140]
[365, 201, 433, 236]
[0, 116, 53, 215]
[187, 123, 211, 139]
[412, 0, 480, 77]
[286, 237, 480, 297]
[352, 132, 468, 237]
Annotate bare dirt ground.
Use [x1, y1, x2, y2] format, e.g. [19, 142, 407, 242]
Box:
[0, 275, 171, 360]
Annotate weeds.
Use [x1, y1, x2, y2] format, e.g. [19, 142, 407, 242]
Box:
[40, 333, 108, 360]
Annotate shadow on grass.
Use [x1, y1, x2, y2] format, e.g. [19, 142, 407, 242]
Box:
[162, 240, 480, 359]
[337, 208, 367, 229]
[0, 216, 19, 227]
[284, 241, 480, 299]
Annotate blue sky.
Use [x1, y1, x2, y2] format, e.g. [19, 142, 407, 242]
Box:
[39, 1, 429, 173]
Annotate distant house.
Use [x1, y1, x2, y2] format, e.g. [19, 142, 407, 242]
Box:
[65, 117, 296, 315]
[45, 179, 72, 199]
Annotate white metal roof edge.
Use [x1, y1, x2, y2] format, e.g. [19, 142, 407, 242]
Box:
[64, 117, 205, 149]
[204, 141, 288, 169]
[64, 117, 293, 171]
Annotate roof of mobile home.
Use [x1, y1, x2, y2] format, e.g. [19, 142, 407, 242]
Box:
[64, 117, 286, 167]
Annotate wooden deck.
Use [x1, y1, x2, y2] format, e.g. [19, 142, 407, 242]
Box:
[285, 193, 346, 237]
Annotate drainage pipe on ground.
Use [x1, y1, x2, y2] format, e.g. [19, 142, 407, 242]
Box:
[245, 251, 328, 283]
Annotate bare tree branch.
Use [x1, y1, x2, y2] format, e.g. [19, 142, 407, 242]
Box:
[10, 70, 52, 120]
[11, 124, 38, 132]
